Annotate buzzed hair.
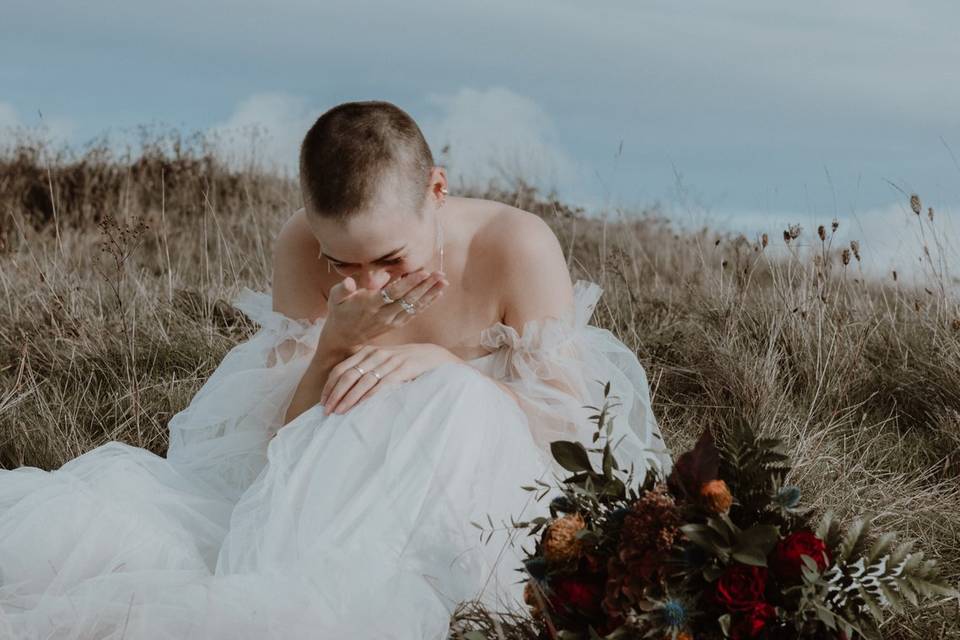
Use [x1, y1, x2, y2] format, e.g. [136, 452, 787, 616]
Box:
[298, 100, 435, 222]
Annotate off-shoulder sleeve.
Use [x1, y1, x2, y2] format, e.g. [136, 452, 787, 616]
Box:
[476, 280, 673, 483]
[165, 287, 326, 501]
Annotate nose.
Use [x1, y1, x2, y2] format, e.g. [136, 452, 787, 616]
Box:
[355, 268, 392, 291]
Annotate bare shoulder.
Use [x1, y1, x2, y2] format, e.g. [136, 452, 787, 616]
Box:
[271, 208, 328, 322]
[477, 202, 574, 328]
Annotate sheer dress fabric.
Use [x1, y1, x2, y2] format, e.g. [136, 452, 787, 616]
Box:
[0, 279, 672, 639]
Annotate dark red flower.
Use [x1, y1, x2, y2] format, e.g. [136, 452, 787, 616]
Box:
[770, 530, 831, 583]
[731, 601, 778, 639]
[713, 563, 768, 613]
[548, 576, 603, 616]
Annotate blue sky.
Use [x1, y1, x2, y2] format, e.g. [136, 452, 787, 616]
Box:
[2, 0, 958, 278]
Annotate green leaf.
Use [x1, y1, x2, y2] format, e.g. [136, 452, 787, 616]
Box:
[896, 576, 920, 607]
[704, 563, 725, 581]
[734, 524, 780, 555]
[551, 441, 595, 473]
[866, 531, 897, 564]
[838, 517, 866, 563]
[682, 524, 731, 562]
[731, 546, 768, 567]
[602, 443, 614, 480]
[717, 613, 732, 637]
[706, 517, 734, 545]
[857, 583, 887, 622]
[813, 603, 838, 630]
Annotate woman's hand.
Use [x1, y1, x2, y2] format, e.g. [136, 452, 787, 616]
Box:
[319, 269, 449, 353]
[319, 343, 461, 415]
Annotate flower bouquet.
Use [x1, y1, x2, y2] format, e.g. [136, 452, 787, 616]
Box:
[498, 383, 958, 640]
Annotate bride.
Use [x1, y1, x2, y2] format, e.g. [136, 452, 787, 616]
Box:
[0, 100, 673, 639]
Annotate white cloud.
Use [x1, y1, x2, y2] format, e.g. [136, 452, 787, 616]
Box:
[699, 201, 960, 291]
[0, 101, 74, 146]
[207, 88, 590, 205]
[207, 92, 317, 177]
[0, 101, 19, 129]
[419, 87, 586, 201]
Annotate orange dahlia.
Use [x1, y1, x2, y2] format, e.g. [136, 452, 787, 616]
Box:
[699, 479, 733, 514]
[542, 512, 587, 564]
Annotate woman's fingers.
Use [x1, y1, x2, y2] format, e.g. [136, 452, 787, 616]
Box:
[385, 276, 448, 324]
[328, 355, 401, 414]
[320, 345, 373, 406]
[383, 269, 430, 301]
[411, 280, 446, 311]
[344, 366, 404, 412]
[322, 348, 394, 414]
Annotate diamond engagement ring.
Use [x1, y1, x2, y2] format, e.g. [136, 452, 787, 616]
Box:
[352, 365, 366, 376]
[398, 298, 416, 315]
[380, 289, 395, 304]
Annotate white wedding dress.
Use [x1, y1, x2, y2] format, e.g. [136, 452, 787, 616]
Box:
[0, 279, 672, 639]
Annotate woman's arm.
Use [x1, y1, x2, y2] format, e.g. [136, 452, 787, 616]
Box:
[283, 333, 356, 426]
[498, 210, 575, 335]
[271, 209, 343, 427]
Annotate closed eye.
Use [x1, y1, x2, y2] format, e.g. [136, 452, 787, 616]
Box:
[328, 256, 404, 269]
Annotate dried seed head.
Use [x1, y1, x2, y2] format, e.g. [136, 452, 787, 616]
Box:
[700, 480, 733, 514]
[910, 194, 922, 215]
[850, 240, 860, 261]
[831, 218, 839, 232]
[892, 270, 898, 281]
[841, 248, 851, 265]
[788, 224, 802, 239]
[783, 230, 791, 244]
[928, 207, 934, 221]
[761, 232, 769, 248]
[817, 225, 826, 241]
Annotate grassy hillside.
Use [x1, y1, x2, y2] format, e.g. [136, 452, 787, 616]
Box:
[1, 132, 958, 637]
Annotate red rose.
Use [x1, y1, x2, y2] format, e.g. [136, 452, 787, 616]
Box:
[713, 563, 768, 612]
[731, 601, 778, 639]
[548, 576, 603, 616]
[770, 530, 830, 583]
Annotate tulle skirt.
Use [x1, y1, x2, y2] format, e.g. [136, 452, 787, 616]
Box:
[0, 279, 673, 639]
[0, 362, 555, 639]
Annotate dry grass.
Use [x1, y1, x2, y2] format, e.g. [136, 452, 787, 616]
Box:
[1, 131, 958, 638]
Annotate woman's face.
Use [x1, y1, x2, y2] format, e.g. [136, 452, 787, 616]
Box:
[308, 201, 441, 292]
